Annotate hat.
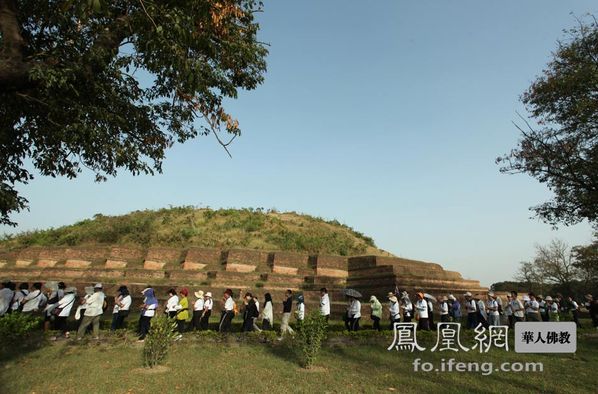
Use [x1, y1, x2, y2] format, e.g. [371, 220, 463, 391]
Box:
[464, 292, 472, 297]
[65, 287, 77, 294]
[522, 295, 530, 301]
[417, 292, 424, 299]
[536, 294, 544, 299]
[194, 290, 204, 298]
[388, 295, 398, 302]
[487, 292, 495, 297]
[545, 296, 553, 301]
[205, 292, 212, 298]
[448, 294, 456, 301]
[387, 292, 395, 298]
[94, 283, 103, 289]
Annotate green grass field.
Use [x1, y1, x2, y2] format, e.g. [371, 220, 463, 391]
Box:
[1, 320, 596, 394]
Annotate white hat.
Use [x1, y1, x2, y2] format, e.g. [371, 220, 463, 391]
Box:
[488, 292, 495, 297]
[194, 290, 204, 298]
[448, 294, 456, 301]
[522, 295, 530, 301]
[464, 292, 472, 297]
[94, 283, 103, 289]
[205, 292, 212, 298]
[545, 296, 553, 301]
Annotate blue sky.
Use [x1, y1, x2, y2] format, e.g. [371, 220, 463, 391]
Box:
[2, 0, 596, 286]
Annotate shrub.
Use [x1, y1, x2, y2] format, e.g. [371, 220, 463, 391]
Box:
[294, 311, 328, 368]
[0, 313, 42, 351]
[142, 316, 178, 368]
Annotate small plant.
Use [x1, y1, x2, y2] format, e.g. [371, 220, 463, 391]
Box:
[255, 282, 264, 288]
[0, 313, 42, 351]
[294, 311, 328, 368]
[142, 316, 178, 368]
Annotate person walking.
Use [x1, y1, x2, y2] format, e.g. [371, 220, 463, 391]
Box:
[370, 295, 382, 331]
[175, 288, 190, 335]
[296, 295, 305, 324]
[219, 289, 235, 333]
[11, 282, 29, 312]
[510, 291, 525, 324]
[21, 282, 43, 314]
[200, 292, 213, 330]
[568, 296, 581, 327]
[347, 296, 361, 331]
[77, 283, 105, 340]
[242, 292, 259, 332]
[165, 288, 179, 318]
[0, 281, 15, 316]
[388, 293, 401, 328]
[115, 286, 131, 330]
[192, 290, 205, 330]
[486, 293, 500, 326]
[261, 293, 273, 330]
[52, 287, 77, 339]
[320, 288, 330, 321]
[464, 292, 477, 329]
[546, 296, 559, 321]
[439, 296, 450, 323]
[279, 289, 295, 338]
[400, 291, 413, 323]
[415, 292, 429, 331]
[525, 293, 541, 322]
[138, 287, 158, 341]
[449, 295, 461, 323]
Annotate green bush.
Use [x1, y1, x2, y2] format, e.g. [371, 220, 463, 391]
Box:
[142, 316, 178, 368]
[294, 312, 328, 368]
[0, 313, 42, 351]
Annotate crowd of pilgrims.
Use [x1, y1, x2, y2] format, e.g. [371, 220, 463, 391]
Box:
[0, 280, 597, 341]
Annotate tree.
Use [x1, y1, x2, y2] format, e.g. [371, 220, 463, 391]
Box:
[572, 235, 598, 290]
[533, 239, 578, 294]
[0, 0, 268, 225]
[497, 16, 598, 228]
[514, 261, 542, 293]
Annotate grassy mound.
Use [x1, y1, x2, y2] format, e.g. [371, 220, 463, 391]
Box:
[0, 206, 391, 256]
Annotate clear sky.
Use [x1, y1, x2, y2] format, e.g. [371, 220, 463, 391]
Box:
[2, 0, 596, 286]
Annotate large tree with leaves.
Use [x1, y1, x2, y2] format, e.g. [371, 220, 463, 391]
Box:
[0, 0, 267, 225]
[497, 17, 598, 228]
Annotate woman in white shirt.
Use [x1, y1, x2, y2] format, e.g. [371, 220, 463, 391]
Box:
[21, 282, 43, 313]
[53, 287, 77, 339]
[165, 288, 179, 318]
[261, 293, 274, 330]
[388, 293, 400, 328]
[347, 296, 361, 331]
[114, 286, 132, 330]
[415, 292, 429, 331]
[219, 289, 235, 333]
[192, 290, 205, 330]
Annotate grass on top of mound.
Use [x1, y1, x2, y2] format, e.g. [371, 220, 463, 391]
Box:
[0, 206, 390, 256]
[0, 322, 597, 394]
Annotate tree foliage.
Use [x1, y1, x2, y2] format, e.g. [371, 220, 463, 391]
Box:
[497, 16, 598, 228]
[0, 0, 268, 225]
[572, 234, 598, 289]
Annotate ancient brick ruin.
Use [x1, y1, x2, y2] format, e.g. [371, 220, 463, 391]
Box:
[0, 246, 487, 314]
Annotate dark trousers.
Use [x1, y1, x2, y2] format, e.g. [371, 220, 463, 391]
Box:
[349, 317, 360, 331]
[508, 315, 514, 328]
[242, 318, 254, 332]
[572, 310, 581, 327]
[55, 316, 68, 333]
[200, 310, 211, 330]
[390, 318, 400, 329]
[371, 315, 381, 331]
[403, 315, 412, 323]
[116, 311, 128, 329]
[219, 311, 233, 332]
[193, 310, 203, 330]
[139, 315, 152, 339]
[111, 313, 119, 331]
[440, 314, 450, 323]
[262, 319, 272, 330]
[417, 317, 429, 331]
[176, 319, 186, 333]
[467, 312, 478, 329]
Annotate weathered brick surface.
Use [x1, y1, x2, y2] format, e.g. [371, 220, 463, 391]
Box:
[36, 260, 58, 268]
[146, 247, 184, 265]
[109, 247, 146, 262]
[64, 259, 92, 268]
[184, 248, 222, 265]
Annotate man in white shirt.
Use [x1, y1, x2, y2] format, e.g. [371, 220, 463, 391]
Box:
[568, 296, 581, 327]
[21, 282, 43, 313]
[219, 289, 235, 333]
[11, 283, 29, 312]
[464, 292, 477, 329]
[320, 288, 330, 321]
[415, 292, 429, 330]
[510, 291, 525, 325]
[0, 281, 15, 316]
[486, 293, 500, 326]
[438, 296, 449, 322]
[77, 283, 106, 340]
[525, 293, 541, 322]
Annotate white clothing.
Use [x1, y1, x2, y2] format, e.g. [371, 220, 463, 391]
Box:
[119, 295, 131, 311]
[415, 299, 428, 319]
[112, 296, 122, 314]
[477, 300, 487, 319]
[224, 297, 234, 311]
[487, 299, 499, 316]
[11, 289, 28, 311]
[439, 301, 449, 315]
[57, 293, 76, 317]
[465, 299, 477, 313]
[320, 293, 330, 316]
[143, 302, 156, 317]
[204, 298, 213, 311]
[348, 299, 361, 319]
[262, 300, 273, 323]
[166, 295, 179, 312]
[22, 289, 43, 312]
[83, 291, 105, 317]
[511, 299, 524, 318]
[0, 288, 14, 315]
[194, 298, 205, 311]
[297, 303, 305, 320]
[525, 300, 539, 314]
[402, 301, 413, 318]
[389, 301, 400, 319]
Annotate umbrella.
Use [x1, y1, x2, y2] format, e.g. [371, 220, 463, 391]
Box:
[344, 288, 363, 298]
[423, 293, 437, 302]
